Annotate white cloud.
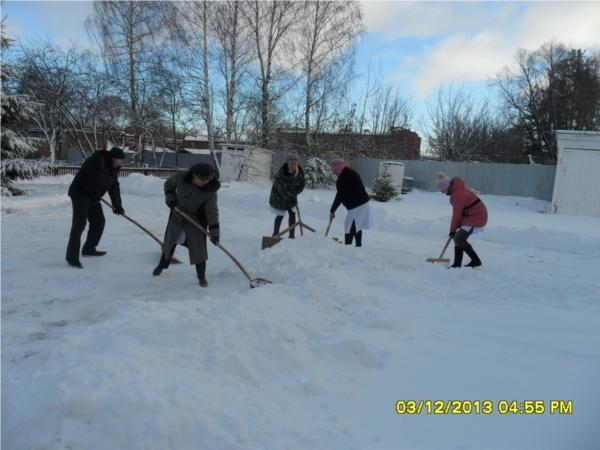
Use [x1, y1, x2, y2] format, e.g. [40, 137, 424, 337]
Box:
[362, 1, 522, 40]
[363, 1, 600, 98]
[3, 1, 93, 48]
[412, 31, 508, 97]
[517, 2, 600, 50]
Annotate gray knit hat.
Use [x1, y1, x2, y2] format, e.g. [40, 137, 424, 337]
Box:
[287, 151, 300, 164]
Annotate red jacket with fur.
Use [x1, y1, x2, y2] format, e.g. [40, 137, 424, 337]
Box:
[448, 177, 488, 232]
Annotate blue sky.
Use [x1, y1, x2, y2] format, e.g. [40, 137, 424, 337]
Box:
[3, 1, 600, 130]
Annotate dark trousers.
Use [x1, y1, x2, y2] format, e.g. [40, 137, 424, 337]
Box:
[453, 227, 473, 248]
[344, 220, 362, 247]
[273, 209, 296, 238]
[66, 194, 105, 261]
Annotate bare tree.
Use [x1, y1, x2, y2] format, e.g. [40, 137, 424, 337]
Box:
[245, 1, 302, 148]
[86, 0, 171, 164]
[212, 1, 255, 143]
[424, 83, 493, 162]
[293, 0, 364, 152]
[170, 1, 221, 174]
[15, 39, 87, 164]
[156, 62, 194, 167]
[490, 39, 569, 163]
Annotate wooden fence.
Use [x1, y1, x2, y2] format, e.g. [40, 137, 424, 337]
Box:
[44, 164, 181, 180]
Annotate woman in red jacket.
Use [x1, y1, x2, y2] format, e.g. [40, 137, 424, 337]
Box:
[436, 172, 488, 268]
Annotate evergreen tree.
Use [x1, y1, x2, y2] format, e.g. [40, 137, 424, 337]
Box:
[1, 20, 43, 196]
[304, 157, 337, 189]
[370, 165, 399, 202]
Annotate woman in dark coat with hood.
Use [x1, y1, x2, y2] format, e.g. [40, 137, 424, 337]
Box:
[436, 172, 488, 268]
[269, 151, 305, 239]
[152, 163, 220, 287]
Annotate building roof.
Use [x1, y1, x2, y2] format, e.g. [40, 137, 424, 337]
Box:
[179, 148, 212, 155]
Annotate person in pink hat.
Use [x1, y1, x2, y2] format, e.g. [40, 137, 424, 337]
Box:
[329, 158, 373, 247]
[436, 172, 488, 268]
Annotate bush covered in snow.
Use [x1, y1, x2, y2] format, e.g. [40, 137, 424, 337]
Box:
[304, 157, 337, 189]
[1, 28, 44, 196]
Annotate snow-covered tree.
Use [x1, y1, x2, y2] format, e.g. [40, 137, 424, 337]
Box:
[370, 165, 399, 202]
[1, 20, 43, 196]
[304, 157, 336, 189]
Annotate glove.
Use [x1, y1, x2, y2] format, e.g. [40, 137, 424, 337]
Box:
[114, 206, 125, 216]
[210, 237, 220, 246]
[167, 201, 177, 210]
[449, 231, 456, 238]
[329, 212, 335, 220]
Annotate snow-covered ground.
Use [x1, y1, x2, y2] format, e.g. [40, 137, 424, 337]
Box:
[2, 174, 599, 450]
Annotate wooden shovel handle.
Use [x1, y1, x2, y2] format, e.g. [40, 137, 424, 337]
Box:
[274, 221, 300, 239]
[101, 198, 163, 247]
[325, 217, 333, 237]
[295, 204, 303, 236]
[438, 236, 453, 259]
[174, 207, 254, 282]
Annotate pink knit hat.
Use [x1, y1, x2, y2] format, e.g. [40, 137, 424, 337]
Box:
[435, 172, 452, 191]
[329, 158, 345, 171]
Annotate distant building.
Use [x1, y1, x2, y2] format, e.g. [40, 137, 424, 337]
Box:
[274, 127, 421, 160]
[181, 135, 211, 150]
[24, 124, 109, 161]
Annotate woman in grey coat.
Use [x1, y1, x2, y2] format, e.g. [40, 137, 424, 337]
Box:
[152, 163, 220, 287]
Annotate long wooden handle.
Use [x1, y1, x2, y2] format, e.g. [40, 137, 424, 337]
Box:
[295, 205, 303, 236]
[274, 221, 300, 238]
[174, 207, 254, 282]
[101, 198, 163, 247]
[325, 217, 333, 237]
[438, 236, 452, 259]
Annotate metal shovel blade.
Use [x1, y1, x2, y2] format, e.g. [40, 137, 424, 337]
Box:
[250, 278, 273, 289]
[261, 236, 282, 250]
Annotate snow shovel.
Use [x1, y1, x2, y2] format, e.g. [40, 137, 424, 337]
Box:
[261, 222, 300, 250]
[174, 207, 271, 288]
[324, 216, 341, 243]
[261, 209, 316, 250]
[101, 198, 182, 263]
[426, 236, 452, 264]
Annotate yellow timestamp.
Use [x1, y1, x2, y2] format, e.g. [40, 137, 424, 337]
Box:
[395, 400, 573, 415]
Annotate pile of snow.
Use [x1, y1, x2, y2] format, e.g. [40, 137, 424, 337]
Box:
[2, 176, 598, 449]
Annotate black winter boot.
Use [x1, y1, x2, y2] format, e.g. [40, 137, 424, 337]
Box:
[288, 211, 296, 239]
[464, 243, 482, 267]
[152, 249, 174, 276]
[273, 215, 284, 236]
[67, 259, 84, 269]
[82, 248, 106, 256]
[355, 230, 362, 247]
[196, 262, 208, 287]
[344, 233, 353, 245]
[448, 247, 464, 268]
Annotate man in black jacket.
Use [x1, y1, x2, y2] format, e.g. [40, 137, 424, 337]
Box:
[65, 147, 126, 268]
[329, 158, 373, 247]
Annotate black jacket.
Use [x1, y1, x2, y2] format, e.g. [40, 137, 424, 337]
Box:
[68, 150, 122, 208]
[269, 163, 305, 211]
[330, 167, 370, 213]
